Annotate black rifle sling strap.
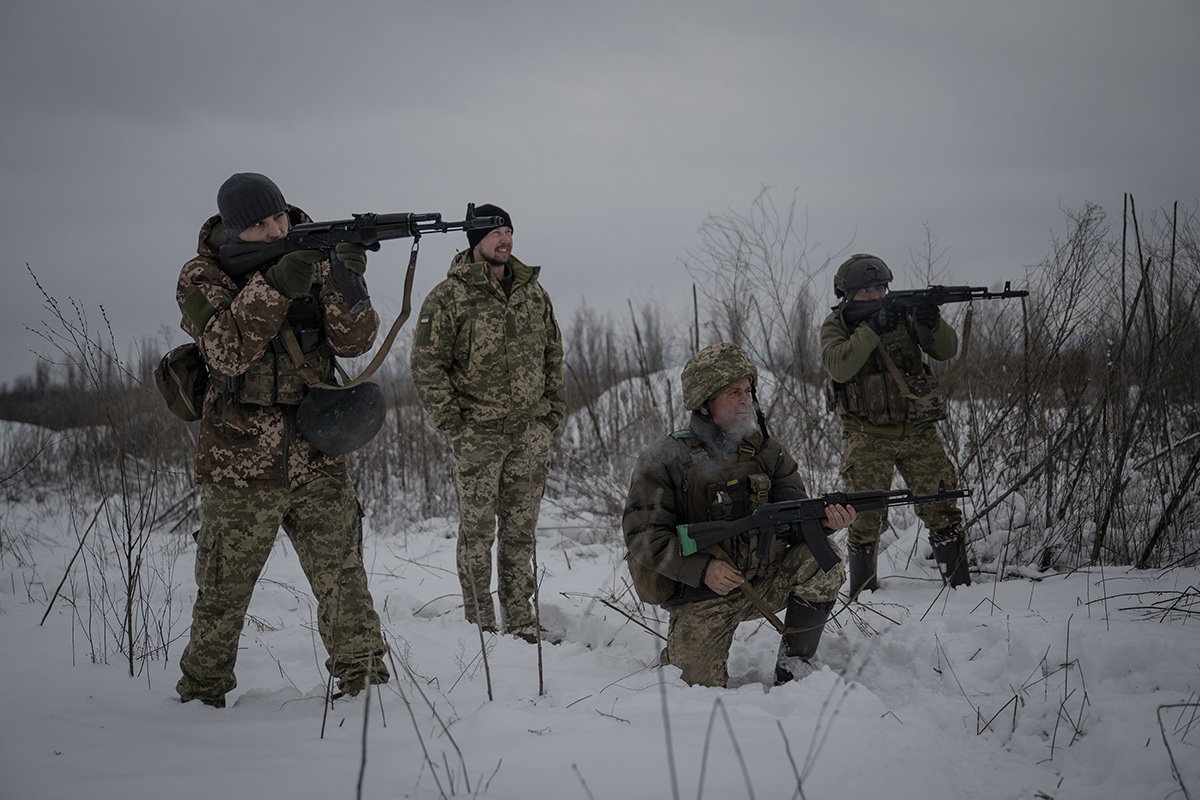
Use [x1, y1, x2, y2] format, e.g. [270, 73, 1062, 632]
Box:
[279, 237, 423, 390]
[877, 304, 974, 401]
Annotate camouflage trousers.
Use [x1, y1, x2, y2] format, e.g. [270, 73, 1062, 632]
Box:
[452, 420, 552, 630]
[664, 541, 845, 687]
[840, 426, 963, 547]
[176, 475, 388, 703]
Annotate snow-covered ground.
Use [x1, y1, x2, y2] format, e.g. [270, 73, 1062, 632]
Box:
[2, 492, 1198, 800]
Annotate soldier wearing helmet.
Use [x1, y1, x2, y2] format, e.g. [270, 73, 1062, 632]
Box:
[821, 253, 971, 596]
[622, 342, 853, 687]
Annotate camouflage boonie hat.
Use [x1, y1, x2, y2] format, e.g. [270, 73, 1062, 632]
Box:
[681, 342, 758, 410]
[834, 253, 893, 298]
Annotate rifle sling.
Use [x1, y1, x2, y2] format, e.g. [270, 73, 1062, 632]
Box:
[877, 305, 973, 401]
[708, 546, 786, 634]
[279, 238, 422, 390]
[709, 521, 843, 633]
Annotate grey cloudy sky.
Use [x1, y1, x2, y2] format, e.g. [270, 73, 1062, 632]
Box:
[1, 0, 1196, 386]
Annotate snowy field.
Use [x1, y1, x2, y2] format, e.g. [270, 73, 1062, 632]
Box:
[2, 491, 1199, 800]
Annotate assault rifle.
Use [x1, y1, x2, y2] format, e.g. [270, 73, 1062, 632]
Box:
[218, 204, 506, 311]
[845, 282, 1028, 347]
[676, 486, 971, 573]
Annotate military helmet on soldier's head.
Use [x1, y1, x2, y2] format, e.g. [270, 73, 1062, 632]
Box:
[681, 342, 758, 410]
[834, 253, 893, 299]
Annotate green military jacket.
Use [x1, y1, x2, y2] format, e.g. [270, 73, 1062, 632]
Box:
[409, 250, 566, 436]
[820, 303, 958, 438]
[622, 412, 808, 605]
[175, 207, 380, 488]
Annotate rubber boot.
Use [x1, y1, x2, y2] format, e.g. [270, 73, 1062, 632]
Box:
[932, 535, 971, 587]
[847, 540, 879, 598]
[774, 597, 834, 685]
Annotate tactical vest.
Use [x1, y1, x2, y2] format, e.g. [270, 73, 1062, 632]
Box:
[827, 324, 946, 425]
[678, 432, 784, 582]
[211, 297, 333, 407]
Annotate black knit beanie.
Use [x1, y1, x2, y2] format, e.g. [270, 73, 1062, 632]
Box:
[467, 203, 513, 250]
[217, 173, 287, 236]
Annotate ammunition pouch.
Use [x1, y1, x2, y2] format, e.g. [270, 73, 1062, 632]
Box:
[829, 373, 907, 426]
[902, 369, 946, 424]
[683, 446, 779, 581]
[828, 331, 946, 426]
[214, 327, 331, 407]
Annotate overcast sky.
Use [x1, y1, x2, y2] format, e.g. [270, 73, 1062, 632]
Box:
[1, 0, 1196, 386]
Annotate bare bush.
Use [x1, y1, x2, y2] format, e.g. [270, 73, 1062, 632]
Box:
[952, 198, 1200, 572]
[682, 187, 850, 489]
[17, 269, 192, 676]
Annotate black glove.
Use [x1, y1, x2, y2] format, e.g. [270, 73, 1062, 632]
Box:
[914, 303, 940, 329]
[868, 304, 899, 334]
[334, 242, 368, 276]
[265, 249, 324, 298]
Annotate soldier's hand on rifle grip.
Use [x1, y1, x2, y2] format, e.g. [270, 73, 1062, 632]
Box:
[914, 303, 940, 329]
[703, 559, 745, 596]
[333, 242, 368, 277]
[265, 249, 324, 298]
[868, 305, 899, 335]
[822, 503, 857, 531]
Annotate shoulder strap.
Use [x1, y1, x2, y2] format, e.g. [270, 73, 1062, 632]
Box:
[281, 238, 423, 390]
[877, 306, 973, 400]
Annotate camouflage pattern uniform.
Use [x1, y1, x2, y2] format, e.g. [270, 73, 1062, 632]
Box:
[623, 344, 844, 687]
[409, 249, 565, 632]
[820, 267, 969, 590]
[816, 250, 974, 594]
[174, 207, 389, 705]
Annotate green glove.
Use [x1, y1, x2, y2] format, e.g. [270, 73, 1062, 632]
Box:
[265, 249, 324, 298]
[334, 242, 368, 276]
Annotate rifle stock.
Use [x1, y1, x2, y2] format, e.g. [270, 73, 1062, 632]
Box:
[676, 486, 971, 572]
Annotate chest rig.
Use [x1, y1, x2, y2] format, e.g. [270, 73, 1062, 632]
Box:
[677, 431, 783, 579]
[828, 322, 946, 425]
[212, 295, 333, 407]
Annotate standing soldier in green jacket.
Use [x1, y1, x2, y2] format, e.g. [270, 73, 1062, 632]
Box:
[175, 173, 389, 707]
[410, 205, 566, 642]
[820, 253, 971, 597]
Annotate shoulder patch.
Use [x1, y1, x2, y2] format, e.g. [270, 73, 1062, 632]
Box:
[669, 429, 696, 439]
[418, 312, 431, 324]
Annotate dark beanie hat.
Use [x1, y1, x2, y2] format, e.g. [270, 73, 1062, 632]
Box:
[467, 203, 513, 250]
[217, 173, 287, 236]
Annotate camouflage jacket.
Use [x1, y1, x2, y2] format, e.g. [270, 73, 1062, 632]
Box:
[409, 250, 565, 436]
[622, 412, 808, 605]
[176, 207, 380, 488]
[820, 304, 957, 437]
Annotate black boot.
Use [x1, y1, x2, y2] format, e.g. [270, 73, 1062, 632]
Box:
[774, 597, 833, 685]
[847, 541, 879, 598]
[932, 534, 971, 587]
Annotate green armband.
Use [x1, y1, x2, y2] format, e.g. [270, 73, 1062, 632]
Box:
[677, 524, 699, 557]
